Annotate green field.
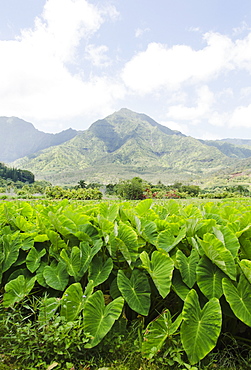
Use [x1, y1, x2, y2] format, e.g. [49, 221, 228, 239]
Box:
[0, 198, 251, 370]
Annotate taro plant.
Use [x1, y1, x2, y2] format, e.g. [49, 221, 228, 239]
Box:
[0, 198, 251, 366]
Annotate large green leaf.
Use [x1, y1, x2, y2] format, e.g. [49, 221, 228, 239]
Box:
[198, 233, 236, 280]
[84, 290, 124, 348]
[117, 269, 151, 316]
[142, 310, 182, 359]
[47, 229, 68, 258]
[135, 199, 153, 215]
[1, 234, 21, 272]
[157, 225, 186, 253]
[239, 259, 251, 284]
[176, 249, 199, 288]
[181, 289, 222, 365]
[99, 202, 119, 222]
[60, 241, 101, 281]
[140, 250, 174, 298]
[140, 219, 158, 245]
[43, 261, 69, 291]
[239, 231, 251, 259]
[222, 275, 251, 327]
[60, 246, 81, 280]
[88, 256, 113, 287]
[26, 246, 46, 273]
[61, 281, 94, 321]
[171, 269, 190, 301]
[13, 215, 34, 232]
[117, 222, 139, 262]
[213, 226, 240, 258]
[197, 255, 225, 299]
[3, 275, 37, 307]
[36, 261, 50, 288]
[109, 222, 138, 265]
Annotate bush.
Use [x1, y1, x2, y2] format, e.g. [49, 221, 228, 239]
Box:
[45, 186, 102, 200]
[117, 177, 145, 200]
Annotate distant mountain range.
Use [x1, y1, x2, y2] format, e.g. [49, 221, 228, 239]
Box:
[1, 109, 251, 185]
[0, 117, 78, 162]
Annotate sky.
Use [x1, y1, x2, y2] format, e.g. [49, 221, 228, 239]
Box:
[0, 0, 251, 139]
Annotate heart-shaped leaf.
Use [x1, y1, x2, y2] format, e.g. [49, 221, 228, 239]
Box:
[84, 290, 124, 348]
[3, 275, 37, 307]
[43, 261, 69, 291]
[61, 281, 94, 321]
[176, 249, 199, 288]
[222, 274, 251, 327]
[197, 255, 225, 299]
[140, 250, 174, 298]
[117, 269, 151, 316]
[88, 256, 113, 287]
[157, 225, 186, 253]
[181, 289, 222, 365]
[1, 234, 20, 272]
[26, 247, 46, 273]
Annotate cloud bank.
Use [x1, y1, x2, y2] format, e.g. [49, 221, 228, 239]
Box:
[0, 0, 251, 135]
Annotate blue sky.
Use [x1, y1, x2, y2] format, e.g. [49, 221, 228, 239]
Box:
[0, 0, 251, 139]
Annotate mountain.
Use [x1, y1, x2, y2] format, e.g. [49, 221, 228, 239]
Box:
[12, 108, 251, 185]
[0, 116, 78, 162]
[199, 139, 251, 159]
[220, 138, 251, 147]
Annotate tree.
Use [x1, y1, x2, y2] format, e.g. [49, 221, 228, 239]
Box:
[117, 177, 145, 200]
[77, 180, 87, 189]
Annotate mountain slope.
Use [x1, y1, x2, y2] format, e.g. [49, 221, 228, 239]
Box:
[0, 116, 78, 162]
[201, 139, 251, 158]
[12, 108, 241, 184]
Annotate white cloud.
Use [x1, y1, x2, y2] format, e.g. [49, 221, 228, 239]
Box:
[167, 86, 215, 123]
[240, 87, 251, 98]
[208, 112, 230, 127]
[0, 0, 121, 130]
[85, 44, 111, 67]
[121, 32, 234, 94]
[229, 104, 251, 128]
[232, 21, 251, 36]
[232, 33, 251, 72]
[135, 27, 150, 38]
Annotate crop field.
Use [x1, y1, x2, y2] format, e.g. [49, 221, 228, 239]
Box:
[0, 198, 251, 370]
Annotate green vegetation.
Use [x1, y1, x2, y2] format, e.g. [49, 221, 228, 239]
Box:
[45, 185, 103, 200]
[110, 177, 251, 200]
[0, 198, 251, 369]
[0, 162, 34, 183]
[11, 108, 251, 186]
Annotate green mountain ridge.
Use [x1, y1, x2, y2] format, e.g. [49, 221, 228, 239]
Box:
[10, 108, 251, 185]
[0, 116, 79, 162]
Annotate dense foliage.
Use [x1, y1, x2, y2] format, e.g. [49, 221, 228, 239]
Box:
[45, 185, 103, 200]
[0, 162, 34, 183]
[0, 198, 251, 368]
[113, 177, 251, 200]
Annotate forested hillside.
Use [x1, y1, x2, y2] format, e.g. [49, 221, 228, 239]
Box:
[12, 109, 251, 185]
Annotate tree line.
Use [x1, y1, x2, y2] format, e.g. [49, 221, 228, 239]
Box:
[0, 162, 34, 183]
